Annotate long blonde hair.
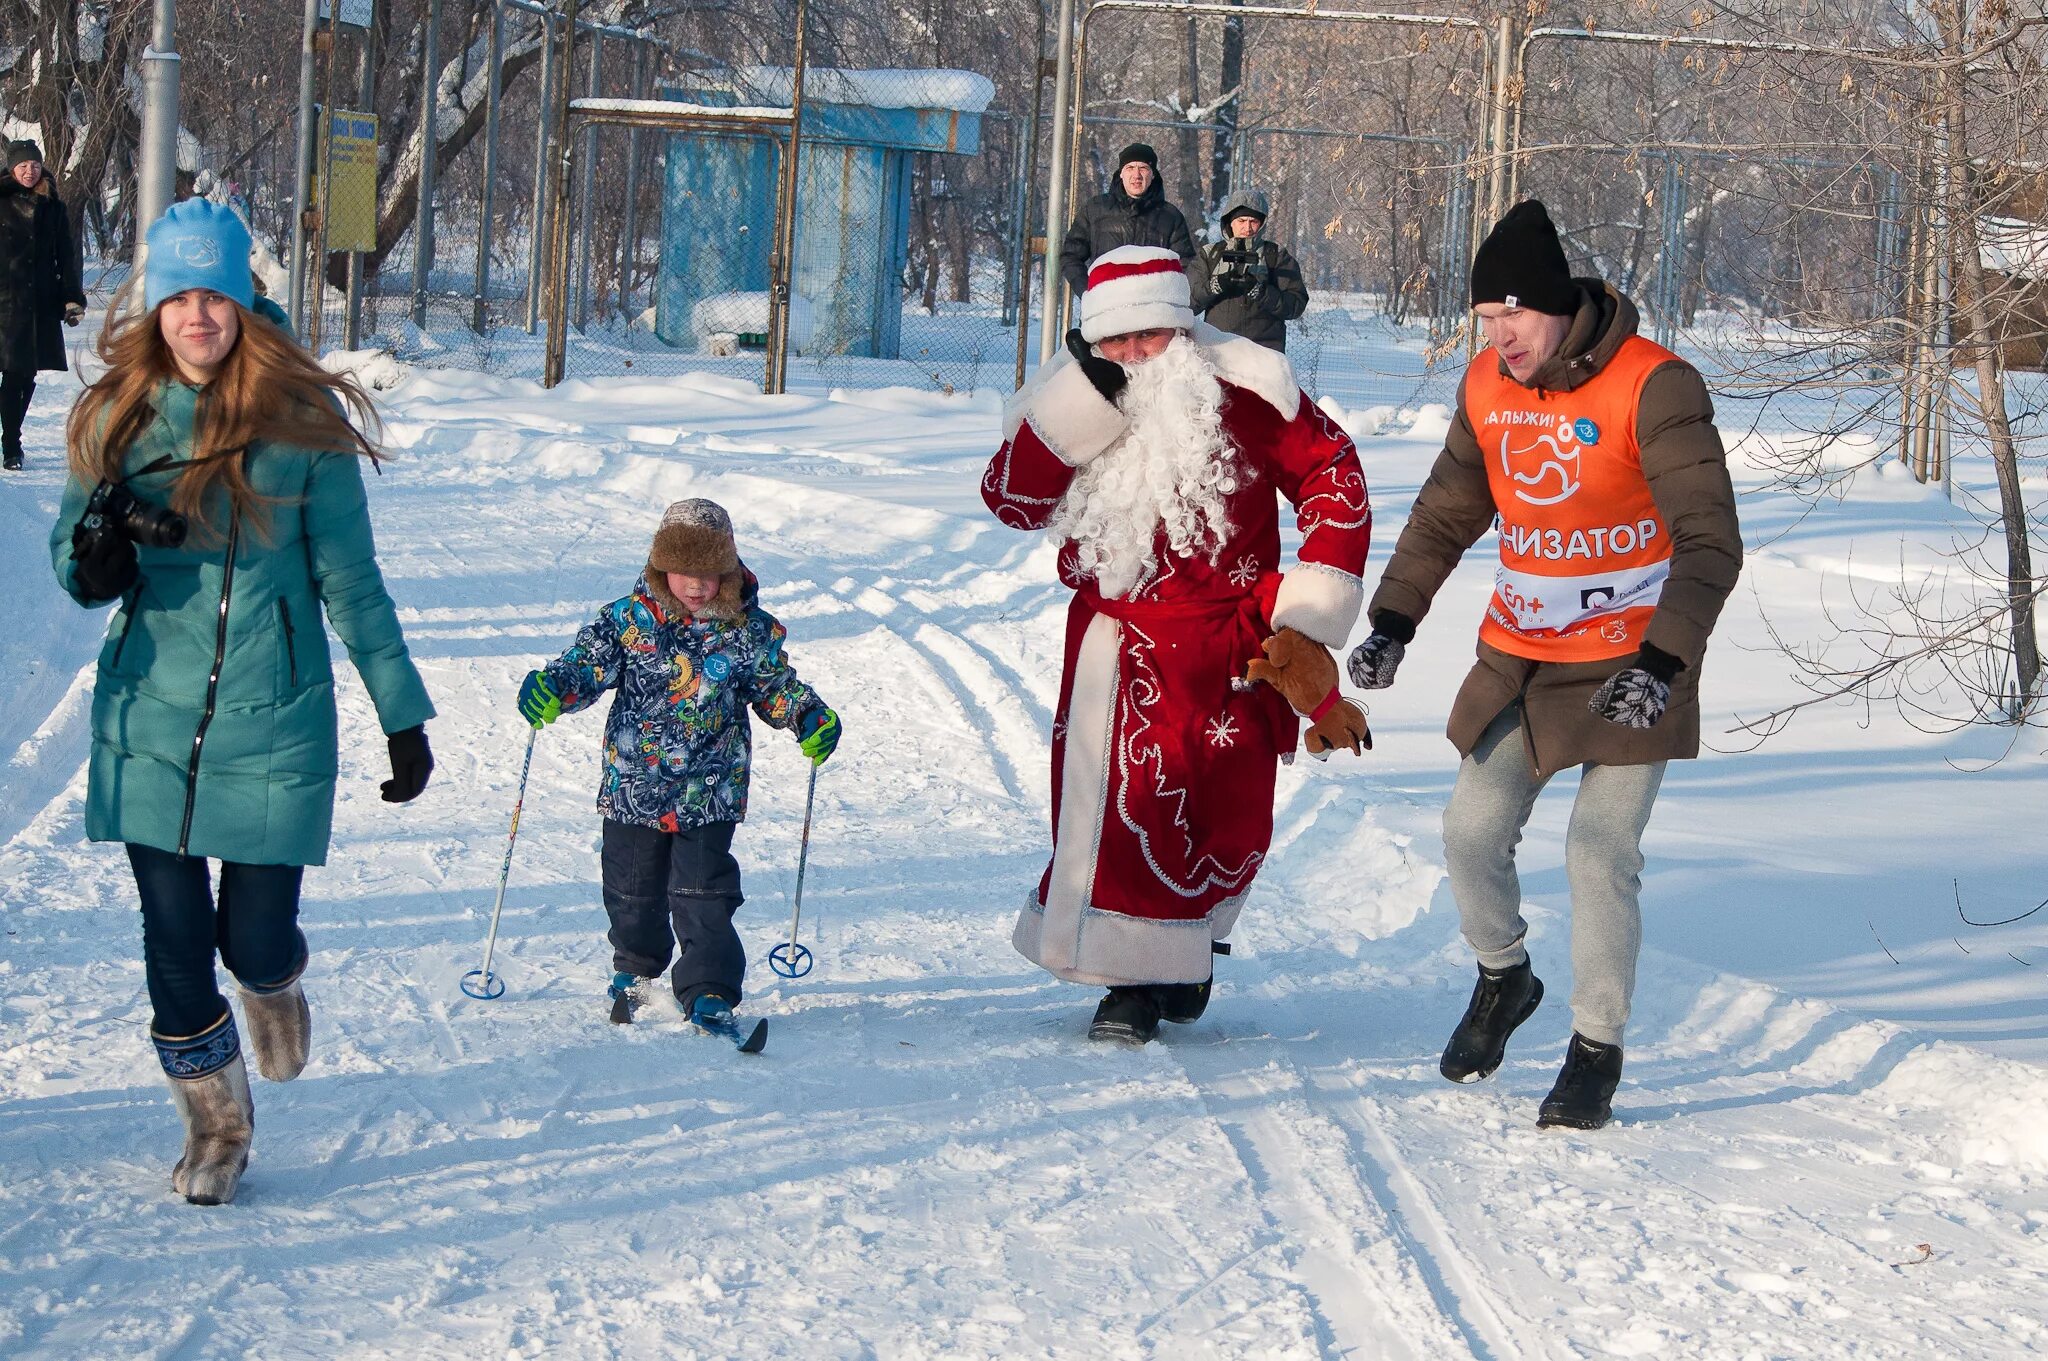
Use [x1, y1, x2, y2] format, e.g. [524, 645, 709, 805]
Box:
[67, 297, 383, 540]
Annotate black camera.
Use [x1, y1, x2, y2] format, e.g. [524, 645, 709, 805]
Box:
[78, 480, 188, 551]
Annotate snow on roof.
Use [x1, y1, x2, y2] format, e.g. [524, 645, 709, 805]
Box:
[570, 97, 793, 122]
[1981, 216, 2048, 280]
[721, 67, 995, 114]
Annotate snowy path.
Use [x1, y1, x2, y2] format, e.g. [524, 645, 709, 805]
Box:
[2, 372, 2045, 1357]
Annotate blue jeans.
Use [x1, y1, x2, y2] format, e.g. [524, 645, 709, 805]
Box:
[600, 818, 745, 1009]
[129, 843, 307, 1074]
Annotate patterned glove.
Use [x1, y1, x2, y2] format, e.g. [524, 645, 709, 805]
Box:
[799, 707, 840, 764]
[517, 671, 563, 728]
[1346, 611, 1415, 690]
[1065, 327, 1128, 407]
[1588, 644, 1682, 730]
[381, 725, 433, 803]
[1244, 627, 1339, 716]
[63, 302, 84, 327]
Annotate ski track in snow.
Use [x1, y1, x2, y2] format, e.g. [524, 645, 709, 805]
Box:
[1, 369, 2045, 1357]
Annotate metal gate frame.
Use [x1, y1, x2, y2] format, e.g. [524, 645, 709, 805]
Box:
[1043, 1, 1510, 361]
[541, 99, 797, 388]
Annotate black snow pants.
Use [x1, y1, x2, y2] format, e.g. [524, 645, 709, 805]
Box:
[600, 817, 746, 1009]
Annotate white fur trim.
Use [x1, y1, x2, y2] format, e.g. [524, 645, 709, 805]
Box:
[1013, 889, 1245, 987]
[1004, 357, 1128, 468]
[1270, 562, 1365, 648]
[1191, 321, 1301, 421]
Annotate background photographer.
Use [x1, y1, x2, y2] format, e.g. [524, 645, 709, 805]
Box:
[1189, 188, 1308, 353]
[48, 199, 435, 1206]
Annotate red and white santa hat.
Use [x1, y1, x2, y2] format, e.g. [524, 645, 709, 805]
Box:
[1079, 245, 1195, 343]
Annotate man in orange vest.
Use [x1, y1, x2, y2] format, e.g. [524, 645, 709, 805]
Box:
[1349, 200, 1742, 1129]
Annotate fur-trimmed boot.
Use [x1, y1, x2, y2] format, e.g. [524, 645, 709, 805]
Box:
[155, 1015, 255, 1206]
[238, 979, 312, 1082]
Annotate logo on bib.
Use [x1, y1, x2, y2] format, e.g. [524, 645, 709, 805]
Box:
[1573, 417, 1600, 445]
[1497, 414, 1584, 507]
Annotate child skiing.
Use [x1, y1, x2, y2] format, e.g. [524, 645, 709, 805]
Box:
[517, 499, 840, 1040]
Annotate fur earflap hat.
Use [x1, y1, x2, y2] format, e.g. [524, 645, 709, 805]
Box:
[646, 497, 745, 620]
[1079, 245, 1195, 343]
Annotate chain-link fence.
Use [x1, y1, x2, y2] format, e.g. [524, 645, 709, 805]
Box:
[1065, 4, 1494, 411]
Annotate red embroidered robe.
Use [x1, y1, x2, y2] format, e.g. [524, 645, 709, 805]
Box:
[983, 326, 1371, 986]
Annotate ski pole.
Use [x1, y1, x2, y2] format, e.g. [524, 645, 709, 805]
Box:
[768, 762, 819, 979]
[462, 725, 537, 1000]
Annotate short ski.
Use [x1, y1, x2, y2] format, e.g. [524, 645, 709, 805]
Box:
[693, 1010, 769, 1054]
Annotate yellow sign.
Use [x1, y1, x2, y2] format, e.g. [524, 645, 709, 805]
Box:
[318, 110, 378, 253]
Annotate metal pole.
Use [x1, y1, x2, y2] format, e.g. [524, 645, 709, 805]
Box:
[1487, 14, 1511, 229]
[308, 0, 343, 351]
[288, 0, 319, 329]
[137, 0, 182, 256]
[575, 31, 602, 332]
[411, 0, 443, 327]
[526, 12, 558, 333]
[765, 0, 809, 395]
[1011, 5, 1051, 390]
[472, 2, 504, 334]
[1037, 0, 1079, 365]
[617, 42, 649, 323]
[541, 0, 581, 386]
[344, 19, 377, 349]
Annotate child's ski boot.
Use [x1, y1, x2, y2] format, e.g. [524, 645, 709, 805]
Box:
[607, 972, 643, 1024]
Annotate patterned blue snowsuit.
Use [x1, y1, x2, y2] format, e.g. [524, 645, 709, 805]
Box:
[540, 571, 827, 1005]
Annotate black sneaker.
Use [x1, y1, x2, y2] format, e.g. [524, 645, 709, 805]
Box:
[1440, 959, 1544, 1083]
[1, 449, 19, 471]
[1089, 986, 1163, 1044]
[1537, 1033, 1625, 1130]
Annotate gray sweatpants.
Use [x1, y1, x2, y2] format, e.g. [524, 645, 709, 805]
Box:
[1440, 704, 1666, 1046]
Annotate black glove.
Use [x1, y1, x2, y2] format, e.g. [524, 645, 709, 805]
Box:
[381, 725, 433, 803]
[1065, 327, 1128, 407]
[1588, 643, 1682, 729]
[71, 526, 138, 604]
[63, 302, 84, 327]
[1213, 271, 1254, 299]
[1346, 611, 1416, 690]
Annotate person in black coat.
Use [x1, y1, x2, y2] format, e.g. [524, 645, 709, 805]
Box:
[1189, 187, 1310, 353]
[1057, 143, 1196, 301]
[0, 140, 86, 470]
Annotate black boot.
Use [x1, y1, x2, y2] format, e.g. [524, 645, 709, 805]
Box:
[1156, 977, 1210, 1025]
[1439, 959, 1544, 1083]
[1089, 986, 1163, 1044]
[1159, 940, 1228, 1024]
[1537, 1032, 1625, 1130]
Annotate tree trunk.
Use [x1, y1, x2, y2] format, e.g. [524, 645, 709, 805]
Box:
[1208, 0, 1243, 216]
[1940, 2, 2041, 715]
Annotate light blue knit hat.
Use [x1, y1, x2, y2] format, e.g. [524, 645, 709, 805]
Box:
[144, 199, 255, 312]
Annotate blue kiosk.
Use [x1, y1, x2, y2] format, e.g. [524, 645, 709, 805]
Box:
[657, 67, 994, 359]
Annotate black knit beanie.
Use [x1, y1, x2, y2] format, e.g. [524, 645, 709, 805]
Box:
[1469, 199, 1578, 316]
[1117, 143, 1158, 172]
[7, 140, 44, 170]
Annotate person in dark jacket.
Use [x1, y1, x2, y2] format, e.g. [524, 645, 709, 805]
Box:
[1057, 143, 1196, 300]
[49, 199, 435, 1205]
[1189, 188, 1309, 352]
[0, 140, 86, 469]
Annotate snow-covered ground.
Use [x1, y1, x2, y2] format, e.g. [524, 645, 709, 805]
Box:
[1, 333, 2045, 1357]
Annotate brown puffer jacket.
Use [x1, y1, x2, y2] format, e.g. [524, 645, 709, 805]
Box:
[1368, 281, 1742, 775]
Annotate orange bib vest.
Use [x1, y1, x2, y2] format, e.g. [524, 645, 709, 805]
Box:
[1466, 334, 1679, 664]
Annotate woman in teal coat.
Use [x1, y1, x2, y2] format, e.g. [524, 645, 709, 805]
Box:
[50, 200, 434, 1205]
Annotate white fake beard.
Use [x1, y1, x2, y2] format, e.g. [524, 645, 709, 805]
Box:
[1049, 335, 1239, 599]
